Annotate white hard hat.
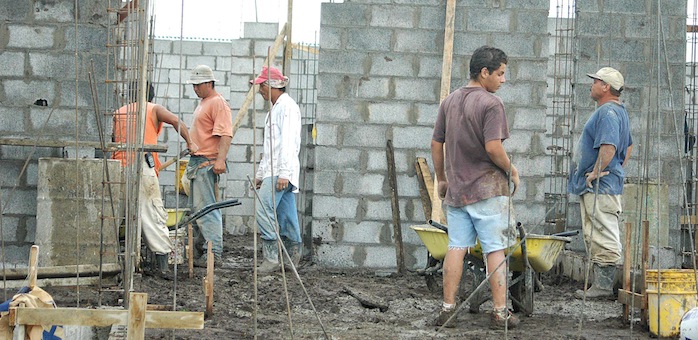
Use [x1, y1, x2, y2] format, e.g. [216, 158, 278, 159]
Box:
[681, 307, 698, 340]
[187, 65, 217, 84]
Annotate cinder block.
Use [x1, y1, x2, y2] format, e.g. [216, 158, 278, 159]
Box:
[0, 107, 26, 133]
[319, 50, 367, 75]
[315, 243, 357, 267]
[253, 41, 284, 59]
[320, 3, 369, 27]
[496, 82, 535, 106]
[59, 80, 98, 108]
[343, 221, 386, 244]
[229, 57, 256, 74]
[341, 172, 385, 196]
[417, 5, 445, 30]
[243, 22, 280, 40]
[1, 188, 36, 215]
[515, 10, 548, 34]
[346, 27, 392, 51]
[396, 173, 419, 197]
[29, 53, 76, 80]
[370, 5, 416, 28]
[312, 195, 359, 219]
[491, 34, 540, 58]
[8, 25, 55, 49]
[0, 0, 30, 21]
[312, 170, 338, 195]
[575, 15, 613, 37]
[315, 146, 361, 171]
[172, 40, 203, 55]
[343, 124, 387, 148]
[452, 32, 489, 56]
[152, 39, 172, 54]
[202, 42, 233, 56]
[157, 54, 185, 69]
[316, 100, 360, 122]
[316, 123, 339, 146]
[64, 26, 106, 52]
[230, 39, 253, 57]
[467, 9, 511, 32]
[355, 76, 390, 99]
[369, 53, 415, 77]
[394, 29, 439, 54]
[368, 102, 411, 125]
[3, 80, 55, 107]
[393, 78, 438, 102]
[186, 56, 217, 70]
[511, 107, 547, 130]
[362, 246, 398, 268]
[319, 26, 343, 50]
[415, 102, 438, 125]
[0, 52, 25, 77]
[364, 199, 392, 220]
[1, 245, 30, 266]
[391, 126, 433, 149]
[311, 219, 339, 243]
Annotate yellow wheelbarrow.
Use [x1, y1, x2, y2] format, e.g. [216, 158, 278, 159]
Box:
[411, 221, 575, 315]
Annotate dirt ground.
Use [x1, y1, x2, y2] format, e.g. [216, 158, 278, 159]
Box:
[27, 234, 655, 339]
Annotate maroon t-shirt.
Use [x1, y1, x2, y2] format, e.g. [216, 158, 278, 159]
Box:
[432, 87, 510, 207]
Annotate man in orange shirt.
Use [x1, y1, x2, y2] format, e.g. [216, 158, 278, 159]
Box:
[185, 65, 233, 266]
[113, 82, 197, 278]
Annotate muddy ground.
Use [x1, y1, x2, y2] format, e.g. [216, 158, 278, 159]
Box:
[31, 234, 654, 339]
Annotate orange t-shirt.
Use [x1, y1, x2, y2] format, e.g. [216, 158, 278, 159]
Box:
[112, 102, 164, 175]
[190, 93, 233, 159]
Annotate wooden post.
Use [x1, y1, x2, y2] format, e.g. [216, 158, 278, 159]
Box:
[127, 292, 147, 339]
[622, 222, 632, 320]
[28, 245, 39, 289]
[205, 241, 214, 317]
[11, 303, 26, 340]
[414, 158, 433, 221]
[283, 0, 293, 77]
[188, 223, 194, 279]
[386, 140, 405, 274]
[641, 220, 650, 325]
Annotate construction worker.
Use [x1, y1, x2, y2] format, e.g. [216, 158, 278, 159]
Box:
[185, 65, 233, 267]
[250, 66, 302, 273]
[112, 82, 197, 279]
[431, 46, 520, 329]
[569, 67, 633, 299]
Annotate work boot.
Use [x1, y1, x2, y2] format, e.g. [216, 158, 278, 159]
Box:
[434, 305, 457, 328]
[194, 254, 222, 268]
[489, 308, 520, 329]
[282, 237, 302, 267]
[153, 253, 172, 281]
[258, 240, 280, 273]
[574, 263, 616, 299]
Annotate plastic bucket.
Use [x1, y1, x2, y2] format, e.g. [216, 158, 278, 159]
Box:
[646, 269, 698, 337]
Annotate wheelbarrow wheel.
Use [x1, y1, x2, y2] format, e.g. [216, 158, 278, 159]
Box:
[509, 270, 534, 316]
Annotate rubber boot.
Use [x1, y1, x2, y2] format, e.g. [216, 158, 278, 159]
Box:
[282, 237, 301, 267]
[574, 263, 615, 299]
[258, 240, 280, 273]
[155, 253, 172, 280]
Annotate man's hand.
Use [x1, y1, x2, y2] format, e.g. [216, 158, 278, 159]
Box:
[510, 165, 520, 196]
[213, 158, 226, 174]
[437, 180, 448, 200]
[276, 178, 290, 191]
[254, 178, 262, 190]
[187, 142, 199, 154]
[585, 170, 609, 188]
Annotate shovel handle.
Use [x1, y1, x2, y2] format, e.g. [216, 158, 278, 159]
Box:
[427, 220, 448, 234]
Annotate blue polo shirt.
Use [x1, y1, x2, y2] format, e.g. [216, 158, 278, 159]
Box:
[568, 102, 633, 196]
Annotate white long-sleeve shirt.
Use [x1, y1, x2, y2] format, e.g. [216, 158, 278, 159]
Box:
[256, 92, 301, 192]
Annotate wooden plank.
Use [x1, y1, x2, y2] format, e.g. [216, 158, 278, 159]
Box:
[28, 246, 38, 289]
[0, 276, 105, 290]
[680, 214, 698, 225]
[414, 158, 432, 221]
[622, 222, 632, 320]
[205, 241, 214, 317]
[618, 289, 647, 309]
[188, 223, 194, 279]
[127, 292, 147, 339]
[0, 263, 121, 280]
[13, 307, 204, 329]
[386, 140, 405, 274]
[439, 0, 457, 102]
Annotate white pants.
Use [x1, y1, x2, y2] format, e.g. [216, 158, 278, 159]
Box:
[139, 162, 173, 255]
[580, 193, 622, 265]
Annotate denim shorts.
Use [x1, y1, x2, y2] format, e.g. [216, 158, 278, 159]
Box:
[446, 195, 517, 254]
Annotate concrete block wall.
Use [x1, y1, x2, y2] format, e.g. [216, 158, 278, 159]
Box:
[569, 0, 687, 258]
[312, 0, 551, 269]
[0, 0, 111, 266]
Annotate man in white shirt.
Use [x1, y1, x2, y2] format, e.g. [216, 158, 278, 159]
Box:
[250, 66, 302, 273]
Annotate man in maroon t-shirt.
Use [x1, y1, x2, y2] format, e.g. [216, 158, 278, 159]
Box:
[432, 46, 520, 329]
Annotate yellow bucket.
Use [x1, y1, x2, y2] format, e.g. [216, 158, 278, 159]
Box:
[646, 269, 698, 337]
[176, 160, 189, 195]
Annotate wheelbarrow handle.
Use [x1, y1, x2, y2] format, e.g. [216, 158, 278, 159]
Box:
[177, 199, 241, 228]
[551, 230, 579, 238]
[427, 219, 448, 233]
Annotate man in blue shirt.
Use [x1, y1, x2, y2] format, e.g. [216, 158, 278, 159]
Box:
[568, 67, 633, 299]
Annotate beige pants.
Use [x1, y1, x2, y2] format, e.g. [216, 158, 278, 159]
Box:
[139, 162, 174, 255]
[580, 193, 622, 265]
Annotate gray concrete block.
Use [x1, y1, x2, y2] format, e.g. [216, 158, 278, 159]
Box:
[397, 174, 419, 198]
[229, 57, 256, 74]
[417, 5, 445, 30]
[467, 8, 511, 32]
[343, 124, 388, 148]
[158, 54, 185, 69]
[415, 102, 438, 125]
[346, 27, 392, 51]
[370, 5, 416, 28]
[64, 26, 106, 52]
[319, 50, 367, 75]
[203, 41, 233, 56]
[511, 107, 547, 130]
[59, 80, 102, 108]
[315, 146, 361, 171]
[1, 245, 30, 265]
[576, 15, 613, 37]
[342, 172, 385, 196]
[0, 146, 60, 160]
[369, 53, 415, 77]
[1, 188, 36, 215]
[229, 74, 254, 91]
[316, 123, 339, 146]
[418, 55, 445, 78]
[316, 100, 361, 122]
[312, 170, 338, 195]
[452, 32, 489, 56]
[0, 107, 26, 133]
[311, 219, 339, 243]
[243, 22, 280, 40]
[3, 80, 56, 107]
[604, 0, 647, 14]
[491, 34, 540, 58]
[216, 56, 232, 72]
[29, 53, 77, 80]
[227, 145, 249, 162]
[153, 39, 172, 54]
[253, 42, 284, 59]
[313, 195, 358, 219]
[363, 246, 398, 268]
[186, 56, 217, 70]
[0, 52, 25, 77]
[515, 10, 549, 34]
[391, 126, 433, 149]
[513, 60, 548, 82]
[76, 0, 111, 25]
[393, 78, 438, 102]
[1, 216, 18, 242]
[0, 0, 30, 21]
[321, 3, 369, 27]
[231, 127, 261, 146]
[172, 40, 203, 55]
[315, 243, 357, 267]
[353, 76, 389, 99]
[394, 29, 439, 54]
[342, 221, 386, 244]
[364, 199, 392, 220]
[497, 82, 536, 106]
[8, 25, 55, 49]
[29, 107, 96, 139]
[319, 26, 343, 50]
[230, 39, 253, 57]
[368, 102, 411, 125]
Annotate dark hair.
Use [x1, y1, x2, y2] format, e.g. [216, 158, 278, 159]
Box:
[278, 87, 286, 93]
[127, 81, 155, 102]
[469, 46, 508, 80]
